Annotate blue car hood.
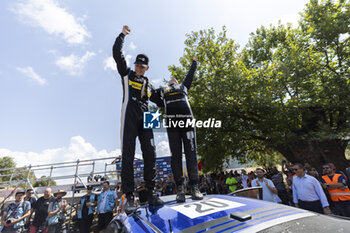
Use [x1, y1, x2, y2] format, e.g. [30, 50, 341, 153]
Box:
[124, 194, 315, 233]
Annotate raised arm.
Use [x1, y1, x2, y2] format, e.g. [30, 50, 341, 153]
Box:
[182, 57, 198, 91]
[112, 25, 131, 77]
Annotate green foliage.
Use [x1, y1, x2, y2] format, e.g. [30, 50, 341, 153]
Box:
[0, 157, 36, 188]
[33, 176, 57, 187]
[170, 0, 350, 171]
[0, 156, 17, 182]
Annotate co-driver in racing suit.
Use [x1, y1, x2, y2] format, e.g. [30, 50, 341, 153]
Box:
[152, 58, 203, 202]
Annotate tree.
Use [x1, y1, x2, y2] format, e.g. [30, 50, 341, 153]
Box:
[0, 157, 36, 188]
[169, 0, 350, 171]
[33, 176, 57, 187]
[0, 157, 17, 182]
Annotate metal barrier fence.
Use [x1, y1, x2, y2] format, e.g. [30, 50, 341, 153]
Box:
[0, 156, 121, 232]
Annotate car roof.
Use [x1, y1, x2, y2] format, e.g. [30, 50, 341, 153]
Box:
[120, 194, 345, 233]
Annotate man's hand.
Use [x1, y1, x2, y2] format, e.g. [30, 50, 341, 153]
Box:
[4, 220, 15, 227]
[122, 25, 130, 35]
[256, 180, 261, 186]
[324, 206, 331, 215]
[264, 179, 269, 186]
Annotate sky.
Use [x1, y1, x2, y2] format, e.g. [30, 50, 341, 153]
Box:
[0, 0, 311, 181]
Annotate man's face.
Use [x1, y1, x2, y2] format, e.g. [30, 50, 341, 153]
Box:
[26, 190, 33, 197]
[322, 165, 328, 174]
[44, 188, 51, 198]
[329, 163, 336, 172]
[256, 170, 264, 179]
[323, 165, 331, 174]
[56, 193, 62, 200]
[15, 193, 23, 202]
[87, 188, 92, 194]
[103, 183, 109, 191]
[169, 77, 178, 85]
[309, 168, 317, 177]
[134, 64, 148, 76]
[293, 166, 304, 177]
[304, 163, 311, 170]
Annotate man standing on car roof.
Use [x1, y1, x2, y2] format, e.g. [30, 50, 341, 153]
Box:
[113, 25, 164, 213]
[150, 57, 203, 202]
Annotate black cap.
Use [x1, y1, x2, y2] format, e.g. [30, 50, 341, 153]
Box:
[16, 190, 25, 196]
[134, 54, 149, 67]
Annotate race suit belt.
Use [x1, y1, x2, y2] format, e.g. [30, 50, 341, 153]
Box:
[166, 98, 187, 105]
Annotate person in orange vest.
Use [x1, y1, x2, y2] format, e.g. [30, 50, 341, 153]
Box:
[321, 163, 350, 217]
[117, 194, 127, 213]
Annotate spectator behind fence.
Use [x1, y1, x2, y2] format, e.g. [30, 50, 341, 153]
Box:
[345, 161, 350, 181]
[1, 190, 31, 233]
[308, 167, 320, 180]
[241, 170, 249, 189]
[226, 171, 238, 193]
[137, 181, 148, 204]
[78, 185, 97, 233]
[97, 181, 118, 232]
[29, 188, 56, 233]
[252, 168, 278, 202]
[271, 167, 289, 205]
[304, 162, 312, 174]
[23, 189, 36, 230]
[24, 189, 36, 208]
[247, 172, 255, 188]
[292, 163, 330, 214]
[321, 163, 350, 217]
[163, 174, 176, 196]
[47, 190, 67, 233]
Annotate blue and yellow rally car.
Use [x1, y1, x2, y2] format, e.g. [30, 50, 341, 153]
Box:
[106, 189, 350, 233]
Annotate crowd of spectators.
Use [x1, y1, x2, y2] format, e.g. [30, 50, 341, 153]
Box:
[145, 160, 350, 218]
[3, 160, 349, 232]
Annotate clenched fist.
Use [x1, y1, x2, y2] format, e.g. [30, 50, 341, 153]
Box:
[122, 25, 130, 35]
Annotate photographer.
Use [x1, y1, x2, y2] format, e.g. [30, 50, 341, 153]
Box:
[1, 190, 31, 233]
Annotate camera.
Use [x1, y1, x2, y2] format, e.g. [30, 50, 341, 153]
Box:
[37, 225, 47, 233]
